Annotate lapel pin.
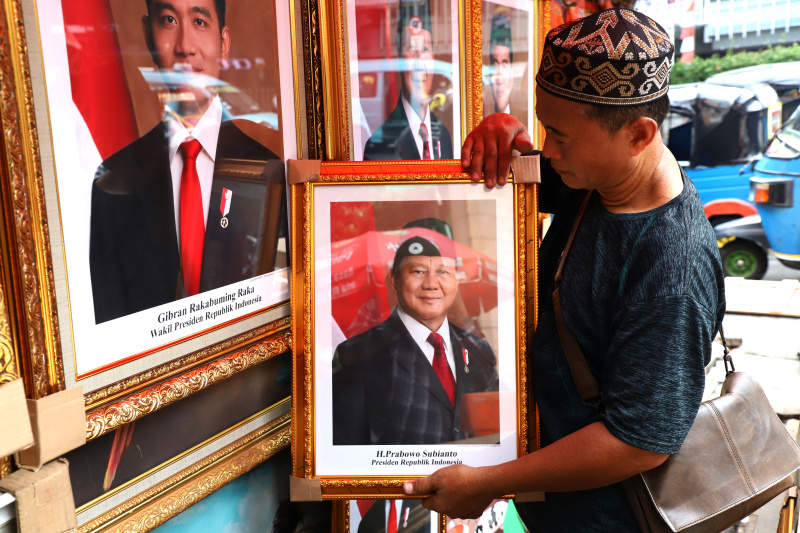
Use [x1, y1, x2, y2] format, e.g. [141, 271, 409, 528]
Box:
[462, 347, 469, 373]
[403, 506, 410, 528]
[220, 188, 232, 228]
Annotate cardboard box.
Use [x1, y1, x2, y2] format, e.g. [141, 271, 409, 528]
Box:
[0, 379, 35, 458]
[16, 387, 86, 470]
[0, 458, 77, 533]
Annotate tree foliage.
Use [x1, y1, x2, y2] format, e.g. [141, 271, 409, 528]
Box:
[670, 43, 800, 85]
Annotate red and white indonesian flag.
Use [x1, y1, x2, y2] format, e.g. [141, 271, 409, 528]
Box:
[62, 0, 138, 160]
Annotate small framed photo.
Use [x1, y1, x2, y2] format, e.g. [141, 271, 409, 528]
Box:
[482, 0, 535, 134]
[319, 0, 484, 161]
[290, 160, 537, 497]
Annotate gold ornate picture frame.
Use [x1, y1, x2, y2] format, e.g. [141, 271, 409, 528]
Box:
[75, 393, 291, 533]
[0, 0, 310, 428]
[67, 351, 290, 526]
[290, 160, 537, 498]
[319, 0, 484, 161]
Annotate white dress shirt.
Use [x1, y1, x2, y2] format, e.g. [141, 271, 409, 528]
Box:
[165, 96, 223, 246]
[401, 95, 434, 159]
[397, 305, 457, 383]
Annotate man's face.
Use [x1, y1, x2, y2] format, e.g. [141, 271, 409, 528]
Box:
[399, 26, 434, 110]
[144, 0, 230, 86]
[490, 44, 512, 112]
[391, 255, 458, 330]
[535, 86, 634, 191]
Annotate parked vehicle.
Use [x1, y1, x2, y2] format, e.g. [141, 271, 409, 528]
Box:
[714, 215, 770, 279]
[662, 81, 781, 226]
[749, 105, 800, 272]
[706, 61, 800, 122]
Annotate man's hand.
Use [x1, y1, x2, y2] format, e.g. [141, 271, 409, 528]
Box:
[403, 464, 494, 519]
[461, 113, 534, 189]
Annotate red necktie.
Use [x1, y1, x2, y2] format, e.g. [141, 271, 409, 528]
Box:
[427, 332, 455, 404]
[419, 123, 431, 160]
[387, 501, 397, 533]
[179, 138, 205, 297]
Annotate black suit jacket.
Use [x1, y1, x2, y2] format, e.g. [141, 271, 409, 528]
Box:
[332, 310, 498, 445]
[89, 120, 286, 324]
[357, 500, 429, 533]
[363, 99, 453, 161]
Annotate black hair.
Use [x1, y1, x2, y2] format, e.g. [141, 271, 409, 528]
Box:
[581, 94, 671, 134]
[145, 0, 227, 30]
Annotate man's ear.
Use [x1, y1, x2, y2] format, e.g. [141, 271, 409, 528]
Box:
[390, 272, 397, 292]
[220, 26, 231, 60]
[627, 116, 659, 156]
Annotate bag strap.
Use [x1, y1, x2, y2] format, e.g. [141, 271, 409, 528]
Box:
[552, 191, 601, 408]
[552, 191, 734, 407]
[719, 325, 734, 376]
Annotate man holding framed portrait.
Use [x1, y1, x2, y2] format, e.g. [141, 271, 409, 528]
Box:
[332, 231, 498, 446]
[89, 0, 287, 324]
[406, 8, 726, 531]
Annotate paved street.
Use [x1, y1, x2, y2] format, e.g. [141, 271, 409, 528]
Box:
[706, 286, 800, 532]
[764, 250, 800, 283]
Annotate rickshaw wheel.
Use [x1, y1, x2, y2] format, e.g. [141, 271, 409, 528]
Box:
[720, 240, 768, 280]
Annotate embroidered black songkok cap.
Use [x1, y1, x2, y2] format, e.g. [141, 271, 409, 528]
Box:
[392, 235, 457, 275]
[536, 8, 674, 106]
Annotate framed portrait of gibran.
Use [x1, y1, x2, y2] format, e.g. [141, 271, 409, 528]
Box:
[0, 0, 317, 528]
[318, 0, 484, 161]
[2, 0, 304, 409]
[290, 160, 538, 498]
[482, 0, 536, 135]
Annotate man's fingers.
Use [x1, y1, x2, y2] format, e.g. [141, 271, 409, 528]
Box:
[420, 494, 437, 511]
[513, 131, 534, 153]
[404, 476, 433, 496]
[492, 125, 519, 186]
[461, 136, 474, 171]
[468, 136, 486, 183]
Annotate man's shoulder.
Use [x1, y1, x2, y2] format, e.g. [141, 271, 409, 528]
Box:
[94, 124, 169, 194]
[334, 314, 404, 363]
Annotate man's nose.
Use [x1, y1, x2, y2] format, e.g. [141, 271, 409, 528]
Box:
[421, 271, 438, 288]
[541, 136, 560, 160]
[174, 25, 197, 56]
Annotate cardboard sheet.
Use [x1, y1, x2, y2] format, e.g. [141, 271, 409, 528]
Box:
[16, 386, 85, 470]
[0, 379, 34, 458]
[0, 458, 77, 533]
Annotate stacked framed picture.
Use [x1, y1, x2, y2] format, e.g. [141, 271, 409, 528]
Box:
[0, 0, 542, 530]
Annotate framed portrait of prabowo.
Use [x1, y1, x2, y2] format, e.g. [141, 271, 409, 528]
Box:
[290, 160, 538, 498]
[318, 0, 484, 161]
[481, 0, 536, 134]
[0, 0, 309, 423]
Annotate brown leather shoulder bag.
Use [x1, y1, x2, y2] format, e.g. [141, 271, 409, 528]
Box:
[551, 191, 800, 532]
